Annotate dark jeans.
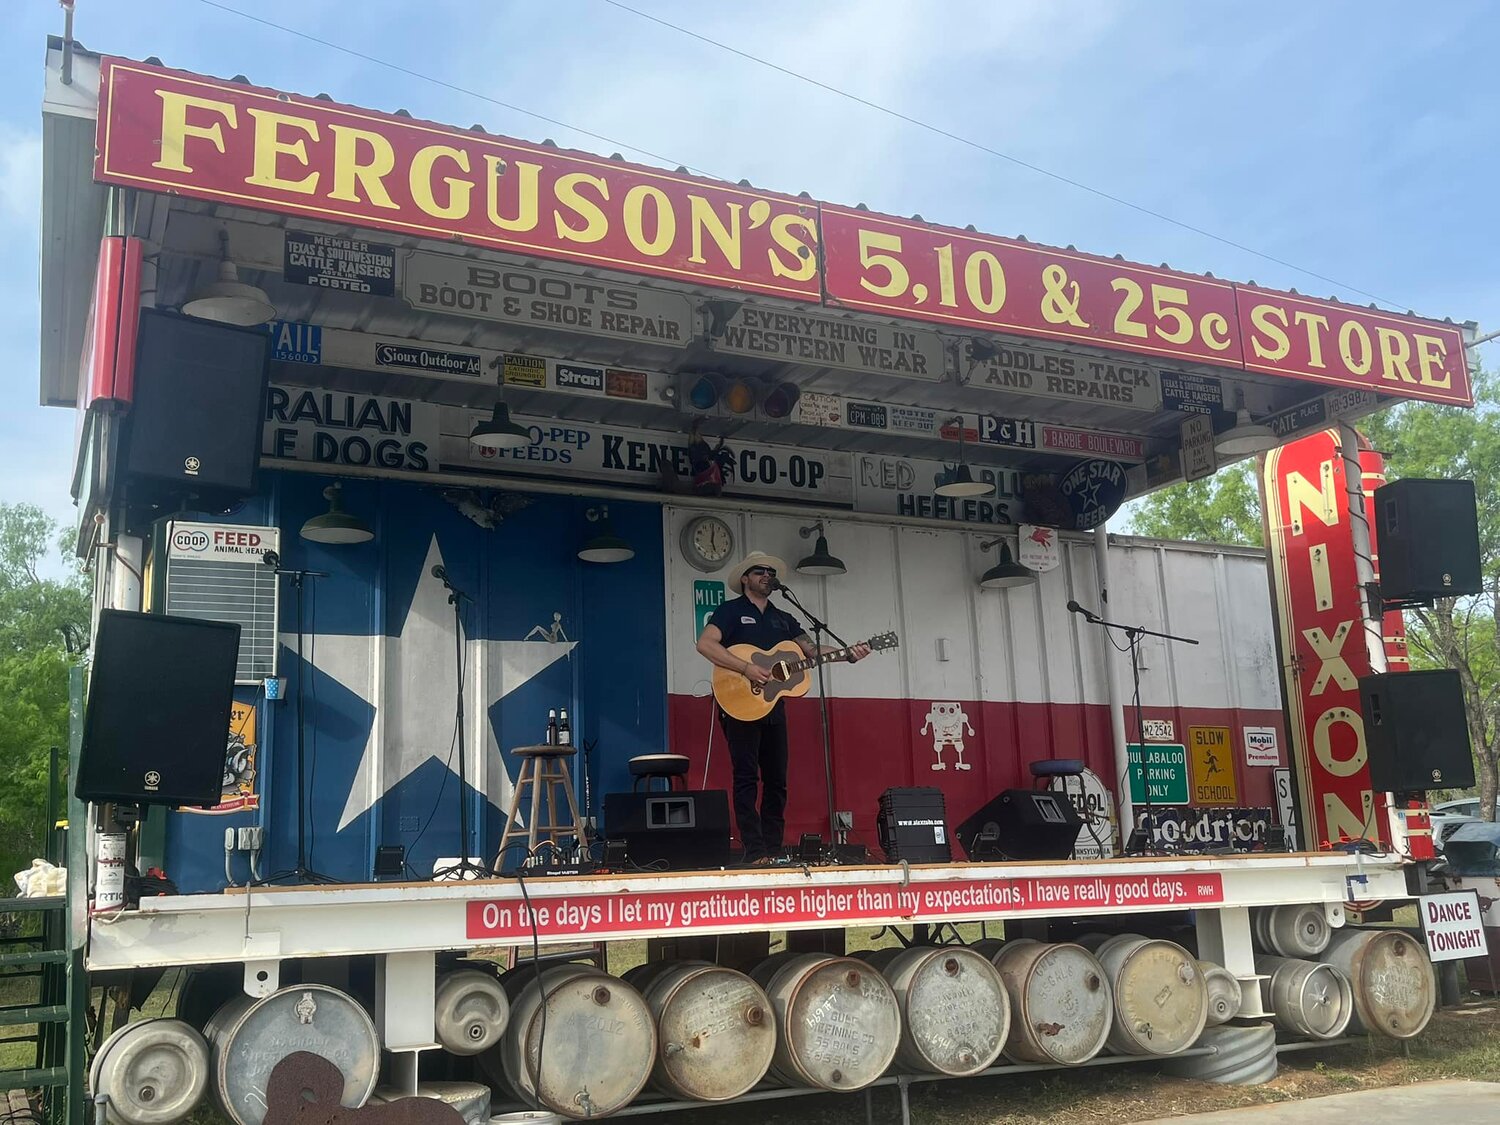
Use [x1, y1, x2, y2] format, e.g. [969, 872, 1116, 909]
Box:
[718, 710, 789, 860]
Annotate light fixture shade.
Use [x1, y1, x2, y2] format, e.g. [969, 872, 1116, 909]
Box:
[796, 534, 847, 576]
[1214, 408, 1279, 456]
[300, 483, 374, 545]
[470, 403, 532, 451]
[578, 518, 635, 564]
[979, 543, 1036, 589]
[935, 463, 994, 498]
[182, 258, 276, 326]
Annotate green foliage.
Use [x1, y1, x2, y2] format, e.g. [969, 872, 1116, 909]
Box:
[1126, 461, 1263, 547]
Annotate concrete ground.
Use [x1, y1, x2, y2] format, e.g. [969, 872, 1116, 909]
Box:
[1138, 1081, 1500, 1123]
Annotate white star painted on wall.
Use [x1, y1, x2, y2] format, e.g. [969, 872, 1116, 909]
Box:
[296, 536, 576, 832]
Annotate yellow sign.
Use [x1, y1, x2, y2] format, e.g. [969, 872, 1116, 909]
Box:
[186, 701, 260, 814]
[1188, 725, 1238, 806]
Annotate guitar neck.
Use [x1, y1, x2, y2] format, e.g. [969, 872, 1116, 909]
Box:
[788, 643, 862, 675]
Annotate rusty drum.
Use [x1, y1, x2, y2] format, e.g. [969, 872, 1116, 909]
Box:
[204, 985, 380, 1125]
[89, 1018, 210, 1125]
[1254, 903, 1331, 958]
[634, 961, 775, 1101]
[1321, 929, 1435, 1039]
[435, 969, 510, 1056]
[1196, 961, 1244, 1027]
[751, 953, 901, 1091]
[1094, 937, 1208, 1056]
[869, 946, 1009, 1076]
[371, 1083, 492, 1125]
[493, 965, 655, 1120]
[990, 942, 1113, 1065]
[1256, 955, 1354, 1040]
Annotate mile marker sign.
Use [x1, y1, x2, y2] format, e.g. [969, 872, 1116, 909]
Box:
[1420, 890, 1488, 962]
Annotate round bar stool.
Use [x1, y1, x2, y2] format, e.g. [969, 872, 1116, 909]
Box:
[629, 753, 690, 793]
[496, 745, 587, 864]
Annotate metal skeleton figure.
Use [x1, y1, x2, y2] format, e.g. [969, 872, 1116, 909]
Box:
[524, 612, 570, 643]
[920, 701, 974, 771]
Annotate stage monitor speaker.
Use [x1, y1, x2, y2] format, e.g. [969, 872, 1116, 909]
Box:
[1374, 479, 1482, 602]
[1359, 669, 1474, 791]
[603, 790, 731, 870]
[76, 609, 242, 807]
[123, 309, 271, 501]
[876, 787, 951, 864]
[958, 789, 1082, 861]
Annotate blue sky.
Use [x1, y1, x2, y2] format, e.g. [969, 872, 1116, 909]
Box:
[3, 0, 1496, 532]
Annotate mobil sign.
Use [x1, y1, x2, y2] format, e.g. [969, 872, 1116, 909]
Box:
[1262, 429, 1410, 849]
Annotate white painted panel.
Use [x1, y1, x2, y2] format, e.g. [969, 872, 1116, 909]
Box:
[895, 527, 979, 701]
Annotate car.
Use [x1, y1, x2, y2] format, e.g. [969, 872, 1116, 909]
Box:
[1430, 797, 1499, 851]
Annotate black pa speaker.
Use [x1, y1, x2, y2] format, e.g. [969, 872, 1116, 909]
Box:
[958, 789, 1082, 861]
[603, 790, 731, 870]
[123, 309, 271, 501]
[876, 787, 951, 863]
[1359, 669, 1474, 791]
[76, 610, 242, 806]
[1374, 479, 1482, 602]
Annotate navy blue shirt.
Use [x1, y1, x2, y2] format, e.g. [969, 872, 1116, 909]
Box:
[708, 595, 807, 724]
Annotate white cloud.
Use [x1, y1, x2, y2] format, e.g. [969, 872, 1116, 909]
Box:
[0, 126, 42, 225]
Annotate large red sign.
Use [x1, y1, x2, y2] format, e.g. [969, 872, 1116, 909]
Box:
[1263, 430, 1410, 848]
[464, 872, 1225, 941]
[94, 59, 822, 301]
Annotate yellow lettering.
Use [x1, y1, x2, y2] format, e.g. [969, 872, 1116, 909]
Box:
[622, 184, 675, 257]
[327, 125, 399, 209]
[1414, 334, 1452, 390]
[1338, 320, 1372, 375]
[688, 195, 742, 269]
[767, 213, 818, 281]
[409, 144, 472, 220]
[1323, 790, 1373, 842]
[1376, 327, 1416, 384]
[553, 172, 610, 243]
[152, 90, 237, 173]
[1294, 311, 1331, 370]
[1304, 622, 1357, 695]
[1314, 705, 1366, 777]
[484, 156, 540, 232]
[1249, 303, 1291, 361]
[1287, 466, 1339, 531]
[245, 109, 319, 195]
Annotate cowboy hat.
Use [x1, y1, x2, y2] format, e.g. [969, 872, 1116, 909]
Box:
[726, 550, 788, 590]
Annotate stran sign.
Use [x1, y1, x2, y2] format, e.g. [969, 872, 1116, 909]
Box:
[1262, 429, 1409, 848]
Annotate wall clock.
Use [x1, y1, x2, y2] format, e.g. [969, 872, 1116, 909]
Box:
[680, 515, 735, 573]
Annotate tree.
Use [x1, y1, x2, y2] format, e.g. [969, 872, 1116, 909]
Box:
[1127, 461, 1263, 547]
[0, 504, 89, 883]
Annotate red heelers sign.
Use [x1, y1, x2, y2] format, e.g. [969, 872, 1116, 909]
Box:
[1263, 429, 1410, 848]
[93, 57, 1472, 407]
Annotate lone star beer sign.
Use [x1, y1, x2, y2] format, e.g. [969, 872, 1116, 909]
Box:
[1263, 429, 1410, 848]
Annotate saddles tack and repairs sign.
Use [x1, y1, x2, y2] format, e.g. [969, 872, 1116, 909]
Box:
[961, 338, 1162, 412]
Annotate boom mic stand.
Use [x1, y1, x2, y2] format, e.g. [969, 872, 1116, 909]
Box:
[260, 551, 339, 885]
[774, 580, 848, 850]
[431, 565, 493, 881]
[1066, 599, 1198, 856]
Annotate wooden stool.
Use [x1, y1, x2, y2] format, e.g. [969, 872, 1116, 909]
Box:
[629, 753, 690, 792]
[497, 745, 587, 864]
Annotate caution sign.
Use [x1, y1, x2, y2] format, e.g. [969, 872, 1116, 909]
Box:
[1189, 726, 1238, 806]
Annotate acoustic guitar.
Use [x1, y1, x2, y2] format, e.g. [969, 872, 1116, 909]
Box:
[712, 632, 900, 722]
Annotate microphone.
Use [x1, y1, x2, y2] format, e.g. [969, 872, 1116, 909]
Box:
[431, 564, 450, 584]
[262, 550, 280, 569]
[768, 577, 784, 591]
[1066, 599, 1084, 615]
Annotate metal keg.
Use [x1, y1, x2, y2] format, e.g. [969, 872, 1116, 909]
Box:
[1196, 961, 1244, 1026]
[1256, 955, 1354, 1039]
[1094, 937, 1208, 1056]
[204, 984, 380, 1125]
[1321, 929, 1436, 1039]
[990, 942, 1113, 1065]
[636, 961, 775, 1101]
[1253, 903, 1331, 957]
[750, 953, 901, 1091]
[493, 964, 655, 1120]
[489, 1113, 561, 1125]
[372, 1084, 491, 1125]
[435, 969, 510, 1055]
[872, 946, 1009, 1076]
[89, 1018, 210, 1125]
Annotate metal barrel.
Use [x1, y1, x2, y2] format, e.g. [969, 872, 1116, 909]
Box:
[1255, 955, 1354, 1040]
[750, 953, 901, 1091]
[491, 964, 655, 1120]
[372, 1084, 492, 1125]
[637, 962, 775, 1101]
[203, 984, 380, 1125]
[489, 1113, 562, 1125]
[434, 969, 510, 1056]
[88, 1018, 210, 1125]
[1196, 961, 1245, 1027]
[1253, 904, 1331, 957]
[966, 938, 1007, 960]
[875, 946, 1009, 1077]
[1320, 929, 1436, 1039]
[989, 942, 1113, 1065]
[1094, 937, 1208, 1056]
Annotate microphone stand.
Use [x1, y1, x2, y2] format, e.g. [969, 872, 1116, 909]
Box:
[1069, 600, 1198, 856]
[432, 568, 493, 882]
[260, 552, 339, 885]
[774, 581, 848, 848]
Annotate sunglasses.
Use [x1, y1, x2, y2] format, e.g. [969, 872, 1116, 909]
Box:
[746, 566, 777, 577]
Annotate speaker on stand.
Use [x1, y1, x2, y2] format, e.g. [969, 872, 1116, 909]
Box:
[1359, 669, 1475, 792]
